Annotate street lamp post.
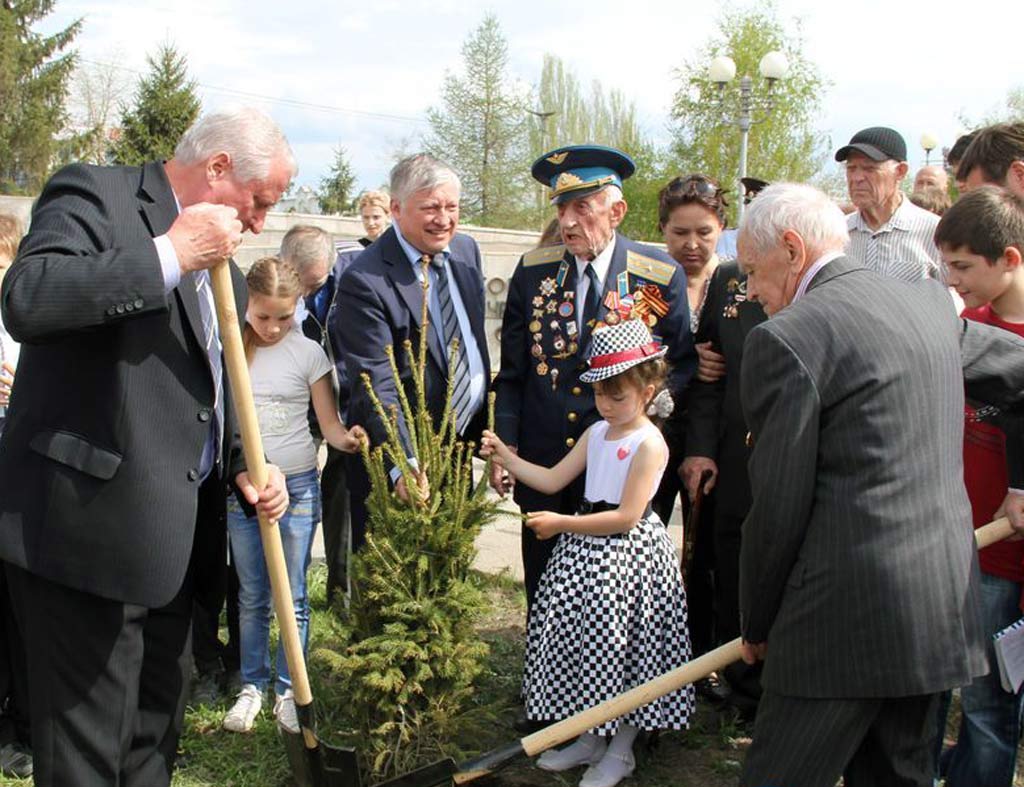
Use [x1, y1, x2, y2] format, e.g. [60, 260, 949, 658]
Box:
[709, 51, 789, 220]
[920, 132, 939, 165]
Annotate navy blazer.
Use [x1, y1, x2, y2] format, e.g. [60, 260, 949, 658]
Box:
[0, 161, 247, 608]
[333, 226, 490, 451]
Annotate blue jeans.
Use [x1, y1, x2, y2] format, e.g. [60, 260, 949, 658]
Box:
[227, 468, 320, 696]
[941, 571, 1024, 787]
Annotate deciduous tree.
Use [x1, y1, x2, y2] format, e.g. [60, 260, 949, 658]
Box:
[669, 2, 829, 224]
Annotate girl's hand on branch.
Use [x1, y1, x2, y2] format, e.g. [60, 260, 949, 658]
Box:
[525, 510, 563, 540]
[480, 430, 511, 463]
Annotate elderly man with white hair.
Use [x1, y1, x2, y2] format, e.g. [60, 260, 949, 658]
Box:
[0, 106, 293, 787]
[492, 144, 696, 627]
[735, 183, 1024, 787]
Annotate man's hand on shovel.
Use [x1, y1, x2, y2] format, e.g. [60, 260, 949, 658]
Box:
[236, 465, 289, 522]
[995, 490, 1024, 540]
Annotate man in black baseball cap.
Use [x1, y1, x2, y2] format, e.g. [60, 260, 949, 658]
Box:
[836, 126, 942, 282]
[835, 126, 908, 163]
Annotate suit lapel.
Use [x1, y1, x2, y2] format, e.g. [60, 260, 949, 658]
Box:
[381, 229, 446, 371]
[137, 162, 206, 348]
[448, 250, 488, 362]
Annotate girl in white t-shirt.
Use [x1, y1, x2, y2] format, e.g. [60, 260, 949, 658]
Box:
[481, 319, 693, 787]
[223, 257, 365, 734]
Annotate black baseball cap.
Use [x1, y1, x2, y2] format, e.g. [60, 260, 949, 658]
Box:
[835, 127, 907, 163]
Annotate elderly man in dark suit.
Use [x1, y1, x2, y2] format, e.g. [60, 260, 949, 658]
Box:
[333, 153, 489, 512]
[493, 145, 696, 614]
[0, 107, 291, 787]
[735, 183, 1024, 787]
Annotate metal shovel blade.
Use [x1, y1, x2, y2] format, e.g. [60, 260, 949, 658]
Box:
[372, 758, 458, 787]
[280, 703, 362, 787]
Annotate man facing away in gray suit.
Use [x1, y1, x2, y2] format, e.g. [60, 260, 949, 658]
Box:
[734, 183, 1024, 787]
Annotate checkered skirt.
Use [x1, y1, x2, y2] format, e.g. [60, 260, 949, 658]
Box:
[522, 514, 695, 735]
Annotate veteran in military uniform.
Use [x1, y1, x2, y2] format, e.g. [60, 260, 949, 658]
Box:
[493, 145, 696, 609]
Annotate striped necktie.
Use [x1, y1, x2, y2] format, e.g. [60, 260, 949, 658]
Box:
[195, 269, 224, 466]
[424, 254, 472, 435]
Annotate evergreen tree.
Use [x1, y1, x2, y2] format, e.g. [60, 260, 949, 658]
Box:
[318, 145, 357, 215]
[112, 43, 200, 166]
[669, 1, 829, 225]
[425, 13, 531, 228]
[0, 0, 81, 193]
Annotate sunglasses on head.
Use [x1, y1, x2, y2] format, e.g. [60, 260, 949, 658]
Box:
[667, 176, 721, 199]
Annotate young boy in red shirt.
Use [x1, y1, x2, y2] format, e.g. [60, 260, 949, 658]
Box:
[934, 185, 1024, 787]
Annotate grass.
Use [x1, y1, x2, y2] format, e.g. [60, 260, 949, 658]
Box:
[5, 565, 1023, 786]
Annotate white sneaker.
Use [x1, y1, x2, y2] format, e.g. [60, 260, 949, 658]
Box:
[223, 684, 263, 732]
[537, 734, 607, 771]
[579, 749, 636, 787]
[274, 689, 299, 733]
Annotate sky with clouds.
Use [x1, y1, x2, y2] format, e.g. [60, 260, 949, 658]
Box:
[39, 0, 1024, 200]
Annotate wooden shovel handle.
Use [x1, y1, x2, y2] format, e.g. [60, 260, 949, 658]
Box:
[517, 514, 1014, 758]
[209, 262, 317, 747]
[975, 517, 1013, 549]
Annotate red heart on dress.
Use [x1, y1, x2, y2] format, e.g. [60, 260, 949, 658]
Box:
[617, 446, 630, 460]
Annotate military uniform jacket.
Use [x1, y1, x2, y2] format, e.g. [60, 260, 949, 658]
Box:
[494, 233, 695, 474]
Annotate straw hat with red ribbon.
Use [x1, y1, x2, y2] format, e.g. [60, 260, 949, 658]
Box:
[579, 318, 667, 383]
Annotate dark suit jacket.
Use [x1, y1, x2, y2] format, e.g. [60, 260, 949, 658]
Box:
[684, 262, 766, 518]
[333, 226, 490, 451]
[739, 256, 1024, 699]
[494, 233, 695, 510]
[0, 162, 247, 609]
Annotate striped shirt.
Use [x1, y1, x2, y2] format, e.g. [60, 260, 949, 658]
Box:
[845, 195, 942, 282]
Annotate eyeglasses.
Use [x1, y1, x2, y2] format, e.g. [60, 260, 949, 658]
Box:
[667, 176, 721, 199]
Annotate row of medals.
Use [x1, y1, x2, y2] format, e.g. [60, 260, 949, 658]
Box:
[530, 270, 580, 391]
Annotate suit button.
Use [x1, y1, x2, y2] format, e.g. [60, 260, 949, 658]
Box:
[106, 306, 117, 316]
[198, 409, 211, 422]
[565, 438, 575, 448]
[567, 412, 578, 422]
[134, 298, 144, 309]
[115, 303, 125, 314]
[571, 386, 582, 396]
[187, 468, 199, 481]
[124, 302, 134, 312]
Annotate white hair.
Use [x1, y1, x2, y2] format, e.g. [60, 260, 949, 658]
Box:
[174, 106, 297, 183]
[739, 183, 849, 256]
[601, 184, 624, 207]
[389, 154, 461, 204]
[279, 225, 334, 275]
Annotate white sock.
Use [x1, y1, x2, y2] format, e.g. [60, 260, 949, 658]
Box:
[606, 722, 639, 758]
[537, 733, 607, 771]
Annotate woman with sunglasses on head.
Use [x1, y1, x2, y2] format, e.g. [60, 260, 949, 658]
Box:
[680, 179, 769, 722]
[650, 175, 728, 660]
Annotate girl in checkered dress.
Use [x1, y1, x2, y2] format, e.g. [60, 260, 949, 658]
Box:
[482, 319, 694, 787]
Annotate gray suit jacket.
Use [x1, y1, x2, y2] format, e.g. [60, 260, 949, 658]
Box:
[739, 256, 1024, 698]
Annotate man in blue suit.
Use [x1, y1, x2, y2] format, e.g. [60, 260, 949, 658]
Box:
[493, 145, 697, 612]
[333, 153, 490, 514]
